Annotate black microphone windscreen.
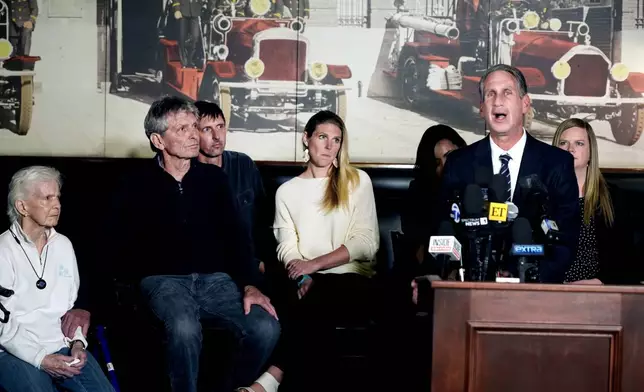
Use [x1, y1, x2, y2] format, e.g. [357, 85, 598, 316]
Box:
[437, 220, 455, 236]
[490, 174, 508, 202]
[475, 167, 491, 188]
[464, 184, 484, 215]
[512, 217, 533, 243]
[519, 174, 547, 193]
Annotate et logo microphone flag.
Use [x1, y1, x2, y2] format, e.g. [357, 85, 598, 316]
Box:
[488, 202, 508, 222]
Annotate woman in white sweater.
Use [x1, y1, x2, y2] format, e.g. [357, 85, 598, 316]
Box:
[238, 110, 380, 392]
[0, 166, 114, 392]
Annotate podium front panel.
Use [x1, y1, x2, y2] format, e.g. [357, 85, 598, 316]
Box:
[430, 282, 644, 392]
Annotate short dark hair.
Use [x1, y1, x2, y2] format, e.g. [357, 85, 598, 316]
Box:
[478, 64, 528, 102]
[195, 101, 225, 124]
[144, 96, 198, 139]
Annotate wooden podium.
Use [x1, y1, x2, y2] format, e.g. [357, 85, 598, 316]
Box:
[430, 281, 644, 392]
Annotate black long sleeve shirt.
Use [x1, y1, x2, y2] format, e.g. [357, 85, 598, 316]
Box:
[110, 158, 259, 289]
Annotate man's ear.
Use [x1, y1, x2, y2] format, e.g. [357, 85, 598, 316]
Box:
[522, 93, 532, 115]
[150, 133, 165, 151]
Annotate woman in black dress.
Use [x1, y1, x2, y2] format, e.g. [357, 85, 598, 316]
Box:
[552, 118, 637, 285]
[401, 124, 467, 267]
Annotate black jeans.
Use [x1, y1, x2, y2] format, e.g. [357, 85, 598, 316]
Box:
[269, 273, 373, 381]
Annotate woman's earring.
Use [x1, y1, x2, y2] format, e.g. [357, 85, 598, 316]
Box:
[333, 157, 338, 168]
[303, 148, 310, 162]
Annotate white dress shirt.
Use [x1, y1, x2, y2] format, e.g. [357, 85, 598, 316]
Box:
[490, 129, 527, 200]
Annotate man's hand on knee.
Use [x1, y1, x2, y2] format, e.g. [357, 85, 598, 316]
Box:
[243, 285, 278, 320]
[61, 309, 91, 338]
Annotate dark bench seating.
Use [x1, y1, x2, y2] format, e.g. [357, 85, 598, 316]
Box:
[1, 156, 644, 390]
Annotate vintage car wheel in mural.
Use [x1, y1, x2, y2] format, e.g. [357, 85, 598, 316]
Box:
[383, 0, 644, 146]
[151, 0, 352, 132]
[14, 74, 34, 135]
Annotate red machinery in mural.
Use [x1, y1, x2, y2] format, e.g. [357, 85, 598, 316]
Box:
[159, 0, 352, 132]
[0, 0, 40, 136]
[384, 1, 644, 146]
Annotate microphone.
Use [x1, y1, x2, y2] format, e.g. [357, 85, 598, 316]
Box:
[428, 221, 463, 281]
[449, 189, 463, 224]
[0, 285, 13, 324]
[510, 217, 542, 283]
[483, 174, 511, 280]
[475, 167, 492, 201]
[518, 175, 561, 243]
[507, 201, 519, 221]
[460, 184, 488, 281]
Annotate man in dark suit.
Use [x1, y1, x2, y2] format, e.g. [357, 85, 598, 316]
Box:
[9, 0, 38, 56]
[439, 64, 579, 283]
[172, 0, 202, 68]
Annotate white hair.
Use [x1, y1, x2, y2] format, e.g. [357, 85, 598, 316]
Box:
[7, 166, 62, 223]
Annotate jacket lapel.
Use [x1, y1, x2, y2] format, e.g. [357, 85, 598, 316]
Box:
[474, 135, 494, 181]
[513, 133, 542, 205]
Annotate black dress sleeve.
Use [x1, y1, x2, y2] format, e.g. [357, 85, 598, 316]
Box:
[597, 185, 641, 285]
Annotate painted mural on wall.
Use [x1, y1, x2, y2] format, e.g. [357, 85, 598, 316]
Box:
[1, 0, 644, 167]
[0, 0, 39, 136]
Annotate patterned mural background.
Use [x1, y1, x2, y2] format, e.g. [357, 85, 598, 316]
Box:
[1, 0, 644, 167]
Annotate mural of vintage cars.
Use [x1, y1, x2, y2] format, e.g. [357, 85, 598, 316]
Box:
[155, 0, 352, 132]
[0, 0, 39, 136]
[384, 0, 644, 146]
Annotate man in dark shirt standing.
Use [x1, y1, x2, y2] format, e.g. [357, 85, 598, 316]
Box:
[9, 0, 38, 55]
[172, 0, 202, 68]
[111, 97, 280, 392]
[194, 101, 275, 277]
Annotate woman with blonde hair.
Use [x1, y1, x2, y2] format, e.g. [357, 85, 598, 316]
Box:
[237, 110, 380, 392]
[552, 118, 635, 285]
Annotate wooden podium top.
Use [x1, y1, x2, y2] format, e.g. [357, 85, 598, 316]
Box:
[431, 280, 644, 294]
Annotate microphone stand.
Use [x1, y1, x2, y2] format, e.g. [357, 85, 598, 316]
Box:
[0, 285, 14, 324]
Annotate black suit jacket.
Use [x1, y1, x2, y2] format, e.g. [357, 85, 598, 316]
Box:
[440, 132, 580, 283]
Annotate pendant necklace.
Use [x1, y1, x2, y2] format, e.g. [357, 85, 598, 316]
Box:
[9, 230, 49, 290]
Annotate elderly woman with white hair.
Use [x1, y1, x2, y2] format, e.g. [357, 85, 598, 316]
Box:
[0, 166, 114, 392]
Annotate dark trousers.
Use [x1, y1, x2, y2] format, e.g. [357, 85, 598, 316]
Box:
[140, 273, 281, 392]
[9, 23, 32, 56]
[269, 273, 373, 383]
[0, 348, 115, 392]
[178, 17, 201, 67]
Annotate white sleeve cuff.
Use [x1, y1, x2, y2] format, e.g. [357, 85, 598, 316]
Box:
[63, 326, 88, 350]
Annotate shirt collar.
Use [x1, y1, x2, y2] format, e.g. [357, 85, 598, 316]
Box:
[489, 128, 527, 160]
[10, 221, 57, 247]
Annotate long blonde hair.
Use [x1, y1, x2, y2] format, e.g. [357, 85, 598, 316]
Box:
[303, 111, 360, 212]
[552, 118, 614, 226]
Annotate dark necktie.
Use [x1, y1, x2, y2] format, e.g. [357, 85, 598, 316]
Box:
[499, 154, 512, 201]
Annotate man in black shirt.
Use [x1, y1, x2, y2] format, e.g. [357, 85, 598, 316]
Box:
[111, 97, 280, 392]
[194, 101, 275, 278]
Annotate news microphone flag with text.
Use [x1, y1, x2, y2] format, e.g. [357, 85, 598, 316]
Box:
[511, 217, 544, 283]
[429, 221, 463, 281]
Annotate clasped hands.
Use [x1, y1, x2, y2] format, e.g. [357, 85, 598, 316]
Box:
[287, 259, 320, 298]
[41, 341, 86, 379]
[287, 259, 320, 280]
